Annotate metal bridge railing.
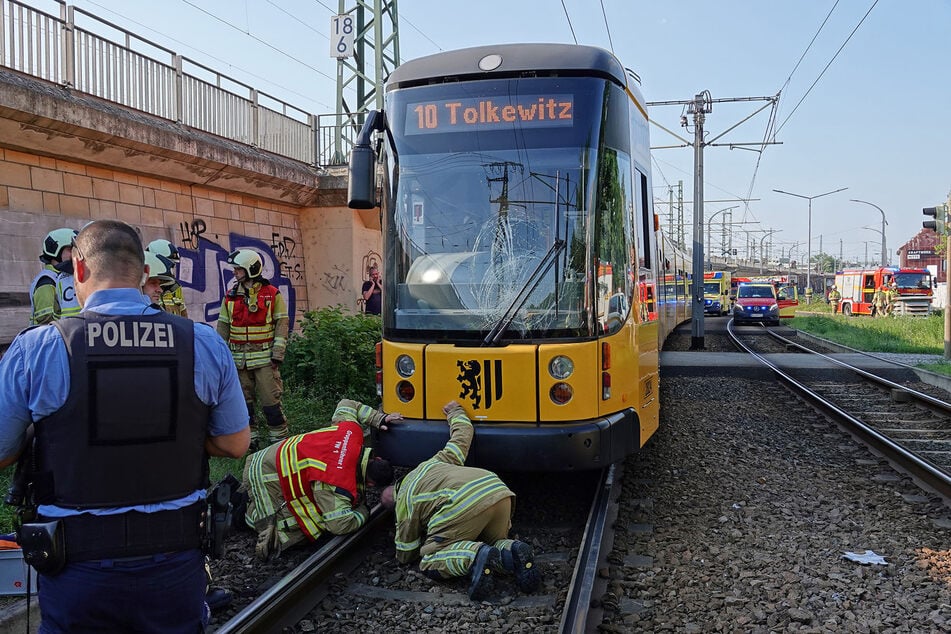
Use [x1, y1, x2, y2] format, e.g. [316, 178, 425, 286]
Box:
[0, 0, 360, 166]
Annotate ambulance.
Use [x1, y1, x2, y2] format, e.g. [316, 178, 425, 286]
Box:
[703, 271, 731, 315]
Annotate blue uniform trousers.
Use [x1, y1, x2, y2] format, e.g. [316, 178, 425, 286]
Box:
[37, 549, 208, 633]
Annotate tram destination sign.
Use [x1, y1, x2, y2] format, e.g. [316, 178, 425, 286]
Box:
[406, 95, 574, 135]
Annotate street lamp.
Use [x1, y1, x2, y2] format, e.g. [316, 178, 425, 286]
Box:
[789, 244, 799, 270]
[706, 205, 738, 267]
[851, 199, 888, 267]
[759, 229, 781, 274]
[773, 187, 848, 292]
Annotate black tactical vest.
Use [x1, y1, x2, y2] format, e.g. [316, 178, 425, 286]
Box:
[34, 311, 210, 508]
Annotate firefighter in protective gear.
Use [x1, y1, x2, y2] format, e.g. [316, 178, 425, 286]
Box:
[380, 401, 541, 601]
[872, 285, 887, 317]
[142, 251, 176, 305]
[146, 238, 188, 318]
[885, 281, 899, 316]
[29, 228, 78, 325]
[242, 399, 399, 559]
[828, 285, 841, 314]
[217, 248, 290, 446]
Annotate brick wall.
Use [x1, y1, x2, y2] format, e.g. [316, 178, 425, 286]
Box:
[0, 67, 380, 349]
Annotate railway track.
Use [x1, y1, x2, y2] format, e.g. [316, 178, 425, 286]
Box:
[727, 321, 951, 502]
[213, 467, 622, 633]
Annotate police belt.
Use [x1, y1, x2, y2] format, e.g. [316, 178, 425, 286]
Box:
[50, 503, 203, 563]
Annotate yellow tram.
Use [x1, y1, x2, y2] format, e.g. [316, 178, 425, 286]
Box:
[349, 43, 690, 471]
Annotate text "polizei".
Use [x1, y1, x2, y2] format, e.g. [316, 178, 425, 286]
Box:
[86, 321, 176, 348]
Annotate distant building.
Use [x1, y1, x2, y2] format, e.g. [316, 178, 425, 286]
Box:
[898, 229, 945, 282]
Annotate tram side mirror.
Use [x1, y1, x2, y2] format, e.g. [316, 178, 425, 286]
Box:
[348, 146, 378, 209]
[348, 110, 386, 210]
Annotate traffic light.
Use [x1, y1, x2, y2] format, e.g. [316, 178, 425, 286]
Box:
[923, 204, 948, 234]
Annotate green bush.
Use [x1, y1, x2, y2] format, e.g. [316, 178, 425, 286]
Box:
[282, 306, 382, 407]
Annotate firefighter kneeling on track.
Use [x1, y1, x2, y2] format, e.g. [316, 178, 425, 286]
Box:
[240, 399, 397, 559]
[380, 400, 542, 601]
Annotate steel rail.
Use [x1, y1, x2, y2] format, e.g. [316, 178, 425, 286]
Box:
[764, 328, 951, 413]
[727, 320, 951, 501]
[559, 464, 619, 634]
[214, 505, 390, 633]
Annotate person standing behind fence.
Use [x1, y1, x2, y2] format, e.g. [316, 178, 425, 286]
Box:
[0, 219, 250, 633]
[218, 248, 290, 448]
[362, 266, 382, 315]
[146, 239, 189, 318]
[29, 228, 77, 325]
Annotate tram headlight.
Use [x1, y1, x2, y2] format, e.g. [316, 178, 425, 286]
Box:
[396, 380, 415, 403]
[550, 382, 573, 405]
[396, 354, 416, 378]
[548, 355, 574, 380]
[421, 268, 443, 283]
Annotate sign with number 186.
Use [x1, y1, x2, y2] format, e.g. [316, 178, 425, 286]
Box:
[331, 15, 354, 58]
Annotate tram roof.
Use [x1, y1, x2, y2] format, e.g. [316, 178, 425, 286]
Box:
[386, 43, 632, 93]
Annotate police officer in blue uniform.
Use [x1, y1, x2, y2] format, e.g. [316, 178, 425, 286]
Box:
[0, 219, 250, 633]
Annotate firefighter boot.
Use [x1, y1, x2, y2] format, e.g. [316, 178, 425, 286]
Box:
[468, 545, 501, 602]
[504, 541, 541, 594]
[263, 404, 288, 443]
[267, 423, 289, 444]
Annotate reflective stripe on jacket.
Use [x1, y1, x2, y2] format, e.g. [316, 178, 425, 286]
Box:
[217, 281, 288, 369]
[276, 421, 364, 541]
[29, 265, 59, 325]
[159, 283, 189, 318]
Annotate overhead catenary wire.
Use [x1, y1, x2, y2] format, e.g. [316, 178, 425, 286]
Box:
[178, 0, 337, 83]
[560, 0, 578, 44]
[599, 0, 614, 54]
[777, 0, 841, 100]
[775, 0, 880, 135]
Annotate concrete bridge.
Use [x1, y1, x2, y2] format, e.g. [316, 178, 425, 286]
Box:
[0, 66, 381, 346]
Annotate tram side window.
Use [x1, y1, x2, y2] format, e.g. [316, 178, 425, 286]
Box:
[596, 149, 633, 334]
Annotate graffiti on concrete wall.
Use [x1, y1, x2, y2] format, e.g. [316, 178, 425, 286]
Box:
[178, 219, 207, 250]
[270, 232, 304, 283]
[321, 264, 349, 295]
[174, 232, 297, 329]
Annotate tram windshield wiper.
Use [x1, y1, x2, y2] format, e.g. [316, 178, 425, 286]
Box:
[482, 238, 566, 346]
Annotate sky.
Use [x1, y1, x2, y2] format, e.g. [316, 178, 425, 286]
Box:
[36, 0, 951, 268]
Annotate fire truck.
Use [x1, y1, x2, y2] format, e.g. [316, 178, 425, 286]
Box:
[834, 267, 933, 316]
[703, 271, 731, 315]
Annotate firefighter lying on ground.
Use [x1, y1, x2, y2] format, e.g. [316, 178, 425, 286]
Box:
[241, 399, 398, 559]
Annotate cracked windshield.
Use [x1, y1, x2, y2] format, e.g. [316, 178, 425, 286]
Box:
[385, 78, 608, 340]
